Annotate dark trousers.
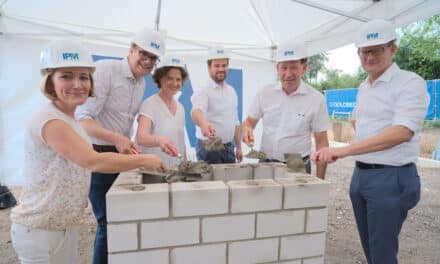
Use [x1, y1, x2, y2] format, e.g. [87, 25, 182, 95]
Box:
[196, 140, 236, 164]
[350, 162, 420, 264]
[89, 145, 119, 264]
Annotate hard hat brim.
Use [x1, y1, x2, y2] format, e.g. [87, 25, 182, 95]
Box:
[355, 37, 396, 48]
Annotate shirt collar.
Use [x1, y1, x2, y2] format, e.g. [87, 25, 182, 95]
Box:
[275, 80, 308, 96]
[375, 62, 399, 83]
[209, 78, 227, 89]
[363, 62, 399, 87]
[122, 57, 136, 80]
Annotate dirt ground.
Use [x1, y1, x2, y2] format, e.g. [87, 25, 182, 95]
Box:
[1, 129, 439, 263]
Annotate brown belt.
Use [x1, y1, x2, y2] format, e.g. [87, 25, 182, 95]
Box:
[92, 144, 118, 153]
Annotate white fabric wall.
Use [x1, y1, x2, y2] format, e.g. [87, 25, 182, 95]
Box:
[0, 37, 276, 185]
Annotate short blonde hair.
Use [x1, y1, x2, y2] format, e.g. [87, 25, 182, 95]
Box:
[40, 68, 95, 100]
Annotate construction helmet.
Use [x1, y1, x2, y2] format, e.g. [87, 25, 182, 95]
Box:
[131, 28, 166, 57]
[275, 41, 308, 62]
[156, 55, 186, 70]
[40, 39, 95, 75]
[207, 46, 230, 60]
[355, 19, 396, 48]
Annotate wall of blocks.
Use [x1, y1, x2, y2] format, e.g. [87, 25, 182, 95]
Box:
[106, 163, 329, 264]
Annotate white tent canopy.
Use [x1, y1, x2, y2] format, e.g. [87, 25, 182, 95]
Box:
[1, 0, 440, 185]
[2, 0, 439, 61]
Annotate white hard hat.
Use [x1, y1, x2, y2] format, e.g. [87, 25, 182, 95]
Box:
[275, 41, 308, 62]
[156, 55, 186, 70]
[207, 46, 230, 60]
[131, 28, 166, 57]
[355, 19, 396, 48]
[40, 39, 95, 75]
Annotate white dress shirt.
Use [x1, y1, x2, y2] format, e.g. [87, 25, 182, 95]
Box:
[352, 63, 429, 165]
[76, 58, 145, 145]
[191, 79, 240, 143]
[248, 80, 330, 160]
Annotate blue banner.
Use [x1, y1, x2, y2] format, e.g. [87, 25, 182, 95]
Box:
[324, 88, 358, 118]
[325, 80, 439, 120]
[426, 80, 435, 119]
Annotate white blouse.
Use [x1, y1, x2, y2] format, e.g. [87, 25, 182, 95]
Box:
[138, 94, 186, 168]
[11, 103, 91, 230]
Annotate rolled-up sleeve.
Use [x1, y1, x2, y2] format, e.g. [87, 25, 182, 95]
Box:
[392, 77, 430, 133]
[312, 96, 331, 132]
[191, 89, 208, 114]
[76, 63, 111, 120]
[247, 90, 263, 120]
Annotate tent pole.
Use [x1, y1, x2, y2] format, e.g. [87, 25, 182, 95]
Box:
[154, 0, 162, 31]
[0, 0, 9, 8]
[249, 0, 276, 46]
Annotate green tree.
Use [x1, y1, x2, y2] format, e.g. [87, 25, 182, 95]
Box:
[304, 53, 328, 84]
[394, 14, 440, 79]
[316, 66, 366, 91]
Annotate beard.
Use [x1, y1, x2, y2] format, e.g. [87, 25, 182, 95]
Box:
[212, 71, 227, 83]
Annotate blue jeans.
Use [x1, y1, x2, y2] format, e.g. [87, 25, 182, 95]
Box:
[196, 140, 236, 164]
[350, 162, 420, 264]
[89, 146, 119, 264]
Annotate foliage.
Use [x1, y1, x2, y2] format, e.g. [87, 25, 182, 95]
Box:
[304, 53, 328, 84]
[314, 66, 367, 91]
[424, 120, 440, 129]
[394, 15, 440, 79]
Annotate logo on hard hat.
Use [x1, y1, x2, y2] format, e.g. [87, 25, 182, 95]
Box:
[284, 50, 294, 56]
[366, 32, 379, 40]
[171, 58, 181, 64]
[62, 53, 80, 60]
[150, 42, 160, 50]
[216, 50, 224, 54]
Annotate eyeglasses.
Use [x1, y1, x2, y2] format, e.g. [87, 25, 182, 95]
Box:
[137, 48, 160, 64]
[357, 43, 392, 58]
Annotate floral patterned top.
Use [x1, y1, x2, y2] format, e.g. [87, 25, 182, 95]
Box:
[11, 102, 91, 230]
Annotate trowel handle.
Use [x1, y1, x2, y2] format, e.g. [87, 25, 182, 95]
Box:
[316, 154, 337, 162]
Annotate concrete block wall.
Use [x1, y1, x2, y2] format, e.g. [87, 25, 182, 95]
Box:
[106, 164, 329, 264]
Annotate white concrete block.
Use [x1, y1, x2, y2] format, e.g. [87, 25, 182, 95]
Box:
[109, 249, 168, 264]
[107, 223, 137, 253]
[306, 208, 328, 232]
[276, 177, 329, 209]
[273, 163, 287, 178]
[267, 261, 301, 264]
[229, 179, 282, 213]
[212, 164, 253, 181]
[141, 219, 199, 248]
[202, 214, 254, 242]
[107, 183, 169, 222]
[253, 164, 274, 179]
[280, 233, 326, 260]
[171, 243, 226, 264]
[257, 210, 305, 237]
[303, 256, 324, 264]
[171, 181, 228, 217]
[228, 238, 278, 264]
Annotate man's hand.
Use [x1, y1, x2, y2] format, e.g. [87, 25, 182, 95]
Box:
[236, 147, 243, 163]
[242, 126, 254, 146]
[115, 136, 140, 154]
[312, 147, 345, 163]
[201, 123, 216, 137]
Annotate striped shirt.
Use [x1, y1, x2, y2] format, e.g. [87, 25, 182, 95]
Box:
[76, 58, 146, 145]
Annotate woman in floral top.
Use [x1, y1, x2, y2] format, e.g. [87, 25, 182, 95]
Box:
[10, 39, 166, 264]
